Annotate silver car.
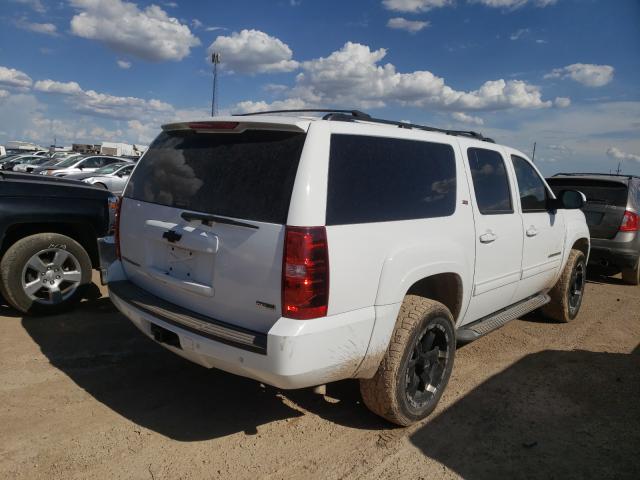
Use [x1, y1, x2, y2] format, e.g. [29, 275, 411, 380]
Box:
[79, 163, 135, 194]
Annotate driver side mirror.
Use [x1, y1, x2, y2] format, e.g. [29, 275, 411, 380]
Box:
[559, 190, 586, 209]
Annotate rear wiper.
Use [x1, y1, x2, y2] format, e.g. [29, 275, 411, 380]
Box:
[181, 211, 259, 230]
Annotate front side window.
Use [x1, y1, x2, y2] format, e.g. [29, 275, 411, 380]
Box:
[82, 157, 103, 168]
[326, 134, 457, 225]
[467, 148, 513, 215]
[511, 155, 548, 212]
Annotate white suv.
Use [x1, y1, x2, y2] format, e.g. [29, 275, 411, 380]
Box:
[106, 110, 590, 425]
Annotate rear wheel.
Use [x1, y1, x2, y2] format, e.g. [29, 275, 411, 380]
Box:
[0, 233, 92, 315]
[542, 249, 586, 323]
[621, 260, 640, 286]
[359, 296, 456, 426]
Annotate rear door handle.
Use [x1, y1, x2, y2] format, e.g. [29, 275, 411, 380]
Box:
[479, 231, 497, 243]
[526, 226, 539, 237]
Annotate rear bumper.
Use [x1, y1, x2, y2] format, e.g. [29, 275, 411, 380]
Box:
[108, 276, 375, 390]
[589, 235, 640, 270]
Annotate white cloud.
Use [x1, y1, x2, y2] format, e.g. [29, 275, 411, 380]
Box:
[69, 0, 200, 62]
[245, 42, 553, 112]
[207, 30, 299, 74]
[0, 90, 9, 99]
[607, 147, 640, 163]
[34, 78, 172, 119]
[452, 111, 484, 125]
[510, 28, 529, 40]
[544, 63, 614, 87]
[471, 0, 557, 8]
[16, 19, 58, 36]
[12, 0, 46, 13]
[162, 1, 177, 7]
[191, 19, 203, 29]
[205, 26, 226, 32]
[0, 66, 33, 91]
[117, 60, 131, 69]
[387, 17, 430, 33]
[382, 0, 453, 13]
[34, 79, 83, 95]
[234, 98, 309, 114]
[554, 96, 571, 108]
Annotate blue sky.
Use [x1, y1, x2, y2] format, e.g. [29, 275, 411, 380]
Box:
[0, 0, 639, 175]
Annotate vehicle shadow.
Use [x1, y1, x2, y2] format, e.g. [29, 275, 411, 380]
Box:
[409, 347, 640, 479]
[21, 296, 384, 441]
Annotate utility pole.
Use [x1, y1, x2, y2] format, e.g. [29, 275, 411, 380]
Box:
[531, 141, 537, 163]
[211, 52, 221, 117]
[616, 161, 622, 175]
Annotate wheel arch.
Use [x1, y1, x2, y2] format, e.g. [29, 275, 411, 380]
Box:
[0, 223, 99, 269]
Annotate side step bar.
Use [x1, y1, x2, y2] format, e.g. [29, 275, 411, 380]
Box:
[456, 293, 550, 343]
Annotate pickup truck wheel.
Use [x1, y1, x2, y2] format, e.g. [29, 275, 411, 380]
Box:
[359, 296, 456, 426]
[542, 249, 586, 323]
[0, 233, 92, 315]
[621, 261, 640, 286]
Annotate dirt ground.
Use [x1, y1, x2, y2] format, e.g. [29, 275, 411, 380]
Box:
[1, 272, 639, 480]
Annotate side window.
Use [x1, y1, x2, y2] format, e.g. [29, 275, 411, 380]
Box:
[467, 148, 513, 215]
[103, 157, 118, 165]
[511, 155, 548, 212]
[120, 165, 134, 175]
[326, 134, 457, 225]
[82, 157, 102, 168]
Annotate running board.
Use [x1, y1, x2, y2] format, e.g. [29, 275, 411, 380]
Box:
[456, 293, 550, 343]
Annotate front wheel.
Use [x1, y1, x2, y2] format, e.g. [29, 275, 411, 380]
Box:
[542, 249, 586, 323]
[359, 296, 456, 426]
[0, 233, 92, 315]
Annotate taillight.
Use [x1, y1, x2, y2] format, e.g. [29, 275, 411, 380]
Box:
[282, 226, 329, 320]
[187, 121, 239, 131]
[114, 197, 123, 259]
[620, 210, 639, 232]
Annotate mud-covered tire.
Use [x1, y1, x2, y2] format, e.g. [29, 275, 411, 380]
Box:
[542, 249, 586, 323]
[621, 261, 640, 286]
[0, 233, 92, 315]
[359, 296, 456, 426]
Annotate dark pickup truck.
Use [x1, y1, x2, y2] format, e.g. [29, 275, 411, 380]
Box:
[0, 171, 115, 314]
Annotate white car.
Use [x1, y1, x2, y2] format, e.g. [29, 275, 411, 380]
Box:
[81, 163, 135, 194]
[105, 110, 590, 425]
[39, 155, 122, 176]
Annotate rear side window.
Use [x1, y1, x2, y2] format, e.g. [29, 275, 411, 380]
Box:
[124, 130, 306, 224]
[511, 155, 548, 212]
[467, 148, 513, 215]
[326, 134, 456, 225]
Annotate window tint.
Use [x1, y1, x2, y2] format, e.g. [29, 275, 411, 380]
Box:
[547, 178, 628, 207]
[467, 148, 513, 214]
[120, 165, 134, 175]
[125, 130, 306, 224]
[82, 157, 103, 168]
[326, 134, 456, 225]
[512, 155, 548, 212]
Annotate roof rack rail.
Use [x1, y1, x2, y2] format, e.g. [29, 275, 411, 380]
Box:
[233, 108, 494, 142]
[233, 109, 371, 119]
[552, 172, 640, 179]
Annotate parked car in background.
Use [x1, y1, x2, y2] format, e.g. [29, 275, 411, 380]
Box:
[74, 163, 134, 194]
[12, 155, 56, 173]
[0, 146, 6, 157]
[105, 110, 590, 426]
[547, 173, 640, 285]
[0, 171, 116, 315]
[1, 155, 42, 171]
[37, 155, 122, 177]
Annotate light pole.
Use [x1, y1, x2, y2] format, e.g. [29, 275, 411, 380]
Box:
[211, 52, 221, 117]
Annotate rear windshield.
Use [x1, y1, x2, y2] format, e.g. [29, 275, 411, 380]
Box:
[124, 130, 306, 224]
[547, 178, 628, 207]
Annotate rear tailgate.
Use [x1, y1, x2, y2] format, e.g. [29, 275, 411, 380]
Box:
[548, 178, 629, 239]
[119, 126, 307, 334]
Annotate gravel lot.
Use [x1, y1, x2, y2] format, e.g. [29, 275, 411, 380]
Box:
[1, 272, 639, 479]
